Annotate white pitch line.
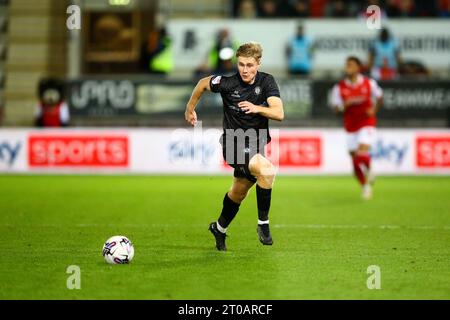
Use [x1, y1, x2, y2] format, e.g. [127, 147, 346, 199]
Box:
[272, 224, 450, 230]
[1, 224, 450, 230]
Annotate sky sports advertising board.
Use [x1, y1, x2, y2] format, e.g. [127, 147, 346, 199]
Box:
[1, 129, 449, 175]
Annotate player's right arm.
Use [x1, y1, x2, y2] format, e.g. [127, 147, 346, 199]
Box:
[185, 76, 213, 126]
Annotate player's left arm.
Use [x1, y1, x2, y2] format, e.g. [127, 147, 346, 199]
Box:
[238, 96, 284, 121]
[60, 102, 70, 127]
[367, 79, 383, 117]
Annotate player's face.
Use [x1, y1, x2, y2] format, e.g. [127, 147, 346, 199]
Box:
[345, 60, 360, 77]
[237, 56, 260, 84]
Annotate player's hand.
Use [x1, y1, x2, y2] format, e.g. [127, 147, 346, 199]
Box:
[344, 100, 358, 109]
[238, 101, 260, 114]
[343, 101, 353, 110]
[185, 109, 197, 126]
[366, 107, 376, 117]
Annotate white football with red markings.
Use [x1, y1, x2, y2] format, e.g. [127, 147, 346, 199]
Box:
[102, 236, 134, 264]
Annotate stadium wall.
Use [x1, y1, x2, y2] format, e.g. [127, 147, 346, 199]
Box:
[66, 78, 450, 128]
[1, 128, 449, 175]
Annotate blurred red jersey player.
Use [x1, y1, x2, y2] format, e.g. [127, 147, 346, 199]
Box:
[331, 56, 383, 199]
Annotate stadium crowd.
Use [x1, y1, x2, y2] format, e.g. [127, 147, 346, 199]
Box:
[232, 0, 450, 18]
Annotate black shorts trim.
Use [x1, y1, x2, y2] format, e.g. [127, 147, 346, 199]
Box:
[232, 165, 257, 183]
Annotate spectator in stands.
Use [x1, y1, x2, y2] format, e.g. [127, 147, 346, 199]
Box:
[289, 0, 311, 18]
[258, 0, 279, 18]
[368, 28, 402, 80]
[438, 0, 450, 17]
[237, 0, 258, 19]
[399, 60, 429, 78]
[385, 0, 402, 17]
[309, 0, 328, 17]
[232, 0, 240, 16]
[141, 27, 173, 75]
[277, 0, 311, 18]
[275, 0, 288, 17]
[397, 0, 417, 17]
[286, 24, 314, 76]
[35, 78, 69, 128]
[416, 0, 439, 17]
[326, 0, 351, 17]
[232, 0, 440, 18]
[194, 29, 239, 79]
[209, 29, 239, 74]
[215, 48, 237, 77]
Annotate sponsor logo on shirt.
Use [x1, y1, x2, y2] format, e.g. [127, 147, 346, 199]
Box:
[231, 90, 241, 98]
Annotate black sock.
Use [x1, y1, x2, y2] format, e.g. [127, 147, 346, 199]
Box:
[217, 193, 240, 229]
[256, 185, 272, 224]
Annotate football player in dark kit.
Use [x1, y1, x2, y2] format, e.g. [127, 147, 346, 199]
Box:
[185, 42, 284, 251]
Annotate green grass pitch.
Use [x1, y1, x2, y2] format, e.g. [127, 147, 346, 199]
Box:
[0, 175, 449, 300]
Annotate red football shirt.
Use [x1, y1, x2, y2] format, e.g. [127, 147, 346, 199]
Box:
[331, 75, 383, 133]
[36, 102, 70, 127]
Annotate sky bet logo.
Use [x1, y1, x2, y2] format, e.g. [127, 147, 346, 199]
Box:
[0, 141, 22, 166]
[371, 139, 408, 166]
[169, 139, 216, 166]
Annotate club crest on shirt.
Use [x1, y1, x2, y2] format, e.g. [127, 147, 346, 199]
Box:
[212, 76, 222, 85]
[255, 86, 261, 95]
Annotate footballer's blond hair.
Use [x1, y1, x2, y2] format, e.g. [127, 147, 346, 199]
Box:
[236, 42, 263, 63]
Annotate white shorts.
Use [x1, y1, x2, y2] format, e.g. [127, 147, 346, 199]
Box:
[346, 126, 377, 152]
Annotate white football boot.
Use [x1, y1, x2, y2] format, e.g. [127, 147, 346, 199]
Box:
[362, 184, 373, 200]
